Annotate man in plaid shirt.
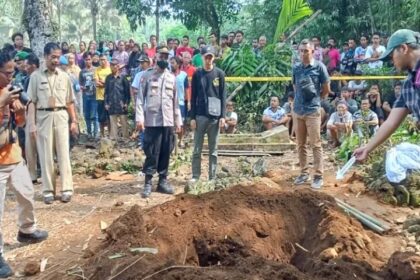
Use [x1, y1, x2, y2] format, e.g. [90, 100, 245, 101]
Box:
[354, 29, 420, 161]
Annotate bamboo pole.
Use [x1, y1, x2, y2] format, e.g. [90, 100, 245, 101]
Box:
[336, 199, 390, 231]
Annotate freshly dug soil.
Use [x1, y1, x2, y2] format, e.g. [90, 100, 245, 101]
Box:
[83, 183, 412, 280]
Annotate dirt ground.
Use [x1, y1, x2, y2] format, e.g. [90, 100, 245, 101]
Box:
[2, 148, 419, 279]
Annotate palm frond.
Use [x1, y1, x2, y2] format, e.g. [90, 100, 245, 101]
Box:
[274, 0, 313, 42]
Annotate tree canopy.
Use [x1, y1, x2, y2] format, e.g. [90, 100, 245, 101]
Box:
[114, 0, 241, 39]
[1, 0, 419, 48]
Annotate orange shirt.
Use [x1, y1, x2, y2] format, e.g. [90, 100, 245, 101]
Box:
[0, 107, 24, 165]
[181, 64, 196, 102]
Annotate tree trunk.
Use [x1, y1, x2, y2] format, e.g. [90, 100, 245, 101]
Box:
[23, 0, 56, 58]
[57, 0, 61, 42]
[155, 0, 160, 41]
[208, 3, 220, 40]
[367, 1, 375, 35]
[92, 13, 97, 40]
[90, 0, 98, 41]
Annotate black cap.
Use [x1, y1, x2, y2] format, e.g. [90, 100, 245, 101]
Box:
[200, 46, 216, 57]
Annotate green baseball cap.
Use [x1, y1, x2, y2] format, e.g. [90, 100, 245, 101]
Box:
[14, 51, 29, 61]
[379, 29, 419, 61]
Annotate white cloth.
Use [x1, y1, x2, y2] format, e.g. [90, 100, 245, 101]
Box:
[386, 143, 420, 183]
[348, 80, 368, 91]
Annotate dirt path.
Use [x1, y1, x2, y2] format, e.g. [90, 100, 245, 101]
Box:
[1, 150, 417, 279]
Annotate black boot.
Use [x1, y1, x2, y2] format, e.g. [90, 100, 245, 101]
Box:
[142, 175, 153, 198]
[17, 229, 48, 244]
[157, 177, 174, 195]
[0, 254, 12, 278]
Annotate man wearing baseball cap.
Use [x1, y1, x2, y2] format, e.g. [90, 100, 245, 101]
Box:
[354, 29, 420, 162]
[190, 47, 226, 184]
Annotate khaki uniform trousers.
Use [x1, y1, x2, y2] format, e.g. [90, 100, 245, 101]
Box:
[25, 122, 38, 182]
[295, 109, 324, 177]
[0, 161, 36, 253]
[109, 114, 129, 139]
[36, 110, 73, 196]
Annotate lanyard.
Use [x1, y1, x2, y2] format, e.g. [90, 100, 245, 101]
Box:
[46, 71, 57, 97]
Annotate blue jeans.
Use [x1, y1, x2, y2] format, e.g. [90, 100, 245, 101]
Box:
[138, 132, 144, 148]
[83, 94, 98, 136]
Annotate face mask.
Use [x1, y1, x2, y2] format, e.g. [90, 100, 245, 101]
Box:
[157, 60, 168, 69]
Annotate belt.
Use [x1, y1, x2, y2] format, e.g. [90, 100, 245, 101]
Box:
[37, 107, 67, 112]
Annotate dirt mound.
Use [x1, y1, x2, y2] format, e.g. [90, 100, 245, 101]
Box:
[83, 183, 407, 280]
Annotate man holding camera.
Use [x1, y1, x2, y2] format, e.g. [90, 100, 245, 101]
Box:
[292, 39, 331, 189]
[0, 51, 47, 278]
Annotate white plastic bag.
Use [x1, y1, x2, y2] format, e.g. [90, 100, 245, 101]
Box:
[386, 143, 420, 183]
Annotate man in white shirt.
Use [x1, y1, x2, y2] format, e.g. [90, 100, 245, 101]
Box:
[262, 96, 289, 130]
[327, 102, 353, 147]
[365, 32, 386, 69]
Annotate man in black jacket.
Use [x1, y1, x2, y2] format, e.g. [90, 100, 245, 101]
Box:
[190, 47, 226, 183]
[104, 59, 130, 139]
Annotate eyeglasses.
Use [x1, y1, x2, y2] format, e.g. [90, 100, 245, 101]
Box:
[0, 70, 14, 77]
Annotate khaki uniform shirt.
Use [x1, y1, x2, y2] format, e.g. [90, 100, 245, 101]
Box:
[137, 68, 181, 127]
[27, 65, 75, 109]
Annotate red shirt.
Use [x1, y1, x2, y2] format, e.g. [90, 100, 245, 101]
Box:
[147, 47, 157, 59]
[181, 64, 196, 102]
[176, 46, 193, 57]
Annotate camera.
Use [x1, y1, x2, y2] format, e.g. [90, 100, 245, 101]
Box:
[8, 85, 29, 106]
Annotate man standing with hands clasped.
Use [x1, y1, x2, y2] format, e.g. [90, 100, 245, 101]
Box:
[105, 59, 130, 139]
[292, 39, 331, 189]
[190, 47, 226, 184]
[136, 47, 181, 198]
[27, 42, 78, 204]
[354, 29, 420, 161]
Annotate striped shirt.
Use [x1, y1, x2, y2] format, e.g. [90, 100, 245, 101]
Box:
[394, 59, 420, 121]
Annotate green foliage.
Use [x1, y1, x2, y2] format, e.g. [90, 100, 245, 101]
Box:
[171, 0, 241, 37]
[121, 160, 141, 174]
[169, 150, 192, 171]
[294, 0, 420, 44]
[222, 0, 281, 42]
[387, 117, 419, 146]
[219, 43, 292, 132]
[221, 44, 259, 77]
[274, 0, 313, 42]
[96, 24, 114, 42]
[114, 0, 240, 38]
[337, 134, 360, 162]
[336, 117, 420, 163]
[114, 0, 171, 31]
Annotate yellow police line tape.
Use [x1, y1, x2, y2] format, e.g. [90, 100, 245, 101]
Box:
[224, 76, 406, 82]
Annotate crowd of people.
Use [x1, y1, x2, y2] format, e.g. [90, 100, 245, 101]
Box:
[0, 27, 418, 278]
[261, 33, 409, 153]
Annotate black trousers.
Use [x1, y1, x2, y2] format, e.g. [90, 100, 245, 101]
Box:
[142, 126, 175, 177]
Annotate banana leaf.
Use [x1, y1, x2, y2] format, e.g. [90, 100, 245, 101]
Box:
[274, 0, 313, 42]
